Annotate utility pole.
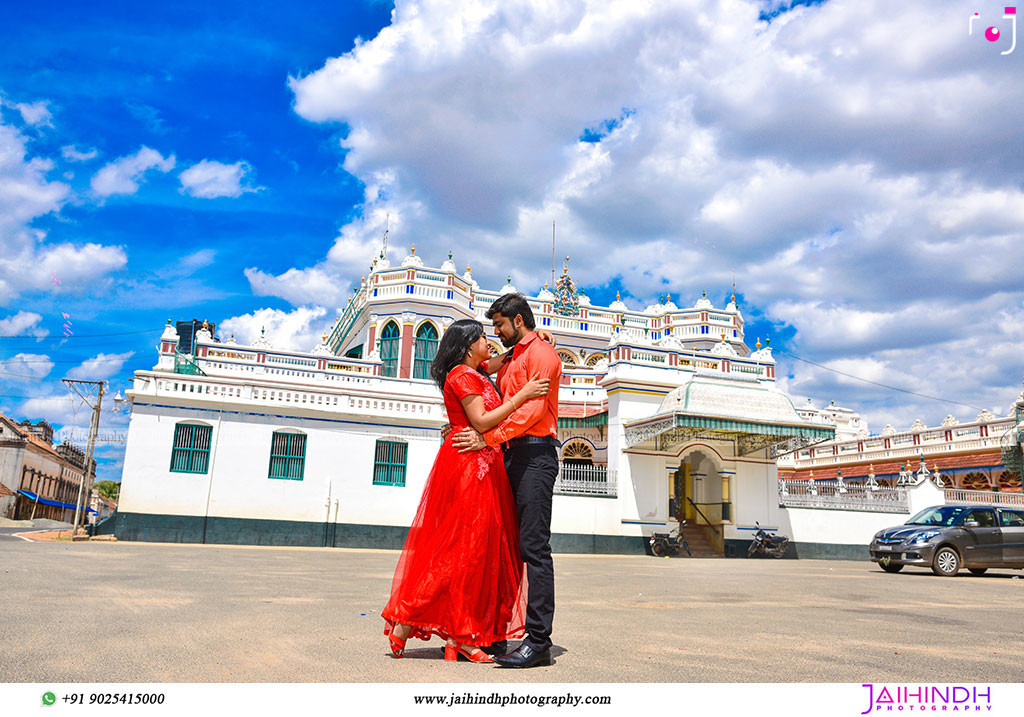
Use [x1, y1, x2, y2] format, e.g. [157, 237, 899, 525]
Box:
[62, 379, 106, 536]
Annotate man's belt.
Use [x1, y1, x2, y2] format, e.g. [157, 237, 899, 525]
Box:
[502, 435, 561, 450]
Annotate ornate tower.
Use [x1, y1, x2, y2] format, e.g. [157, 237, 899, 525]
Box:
[552, 257, 579, 317]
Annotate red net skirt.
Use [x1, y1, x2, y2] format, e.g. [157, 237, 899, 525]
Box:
[382, 438, 526, 647]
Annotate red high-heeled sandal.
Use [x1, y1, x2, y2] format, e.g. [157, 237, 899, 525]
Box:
[387, 627, 408, 658]
[444, 643, 493, 663]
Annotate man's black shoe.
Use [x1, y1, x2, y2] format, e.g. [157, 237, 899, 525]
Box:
[492, 643, 551, 668]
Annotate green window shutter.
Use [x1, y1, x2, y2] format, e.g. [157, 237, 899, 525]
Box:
[379, 321, 401, 378]
[190, 424, 211, 473]
[170, 424, 212, 474]
[373, 439, 407, 486]
[269, 431, 306, 480]
[413, 323, 438, 380]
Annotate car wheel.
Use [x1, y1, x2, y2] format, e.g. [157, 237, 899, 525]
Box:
[880, 562, 903, 573]
[931, 546, 960, 577]
[651, 541, 666, 558]
[968, 567, 988, 576]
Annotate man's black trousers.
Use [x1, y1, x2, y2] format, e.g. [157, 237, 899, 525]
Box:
[504, 443, 557, 653]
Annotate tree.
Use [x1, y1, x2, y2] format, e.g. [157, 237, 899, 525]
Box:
[94, 480, 120, 502]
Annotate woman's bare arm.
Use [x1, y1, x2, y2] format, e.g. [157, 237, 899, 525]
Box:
[477, 331, 557, 375]
[458, 375, 549, 433]
[479, 353, 507, 376]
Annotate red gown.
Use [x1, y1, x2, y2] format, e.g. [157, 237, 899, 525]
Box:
[382, 364, 526, 647]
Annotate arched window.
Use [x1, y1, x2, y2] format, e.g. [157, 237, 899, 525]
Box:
[170, 422, 213, 474]
[585, 352, 606, 367]
[961, 471, 990, 491]
[998, 470, 1022, 492]
[413, 322, 439, 380]
[561, 439, 594, 465]
[379, 321, 400, 377]
[557, 349, 577, 367]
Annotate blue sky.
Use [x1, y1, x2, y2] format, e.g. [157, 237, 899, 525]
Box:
[0, 1, 393, 479]
[2, 0, 1023, 482]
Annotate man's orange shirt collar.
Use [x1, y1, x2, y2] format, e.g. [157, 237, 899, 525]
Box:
[512, 330, 539, 357]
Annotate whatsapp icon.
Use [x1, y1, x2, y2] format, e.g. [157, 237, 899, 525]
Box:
[42, 692, 57, 706]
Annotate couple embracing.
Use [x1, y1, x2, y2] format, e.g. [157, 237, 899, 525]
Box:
[382, 292, 560, 668]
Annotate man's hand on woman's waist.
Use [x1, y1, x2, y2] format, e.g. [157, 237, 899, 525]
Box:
[452, 427, 487, 453]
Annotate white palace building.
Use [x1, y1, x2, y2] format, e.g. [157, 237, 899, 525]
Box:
[114, 247, 849, 555]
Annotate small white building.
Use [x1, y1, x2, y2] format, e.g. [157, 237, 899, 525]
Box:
[115, 250, 834, 554]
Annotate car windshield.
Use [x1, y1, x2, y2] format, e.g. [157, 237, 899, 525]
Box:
[906, 506, 967, 526]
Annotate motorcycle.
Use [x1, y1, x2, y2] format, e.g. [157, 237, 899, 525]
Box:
[746, 521, 789, 558]
[649, 527, 692, 557]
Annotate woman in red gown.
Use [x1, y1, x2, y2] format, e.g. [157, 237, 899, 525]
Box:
[382, 319, 549, 663]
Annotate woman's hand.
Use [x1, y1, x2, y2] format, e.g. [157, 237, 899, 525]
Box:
[536, 329, 557, 347]
[519, 372, 550, 400]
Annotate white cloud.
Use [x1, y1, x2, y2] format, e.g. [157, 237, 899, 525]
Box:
[0, 239, 128, 305]
[284, 0, 1024, 287]
[0, 117, 126, 304]
[90, 146, 176, 197]
[14, 384, 131, 448]
[0, 311, 48, 339]
[17, 394, 82, 429]
[0, 353, 54, 382]
[61, 145, 100, 162]
[244, 266, 347, 308]
[218, 306, 329, 353]
[0, 123, 68, 229]
[180, 249, 217, 271]
[15, 101, 52, 127]
[241, 182, 418, 308]
[773, 293, 1024, 432]
[269, 0, 1024, 430]
[2, 97, 53, 127]
[66, 352, 135, 381]
[179, 159, 263, 199]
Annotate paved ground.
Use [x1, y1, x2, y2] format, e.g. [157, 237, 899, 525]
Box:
[0, 526, 49, 540]
[1, 537, 1022, 683]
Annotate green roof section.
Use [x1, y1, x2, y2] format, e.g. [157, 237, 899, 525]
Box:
[558, 413, 609, 429]
[674, 414, 833, 438]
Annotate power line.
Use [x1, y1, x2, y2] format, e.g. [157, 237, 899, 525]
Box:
[1, 337, 158, 350]
[0, 369, 50, 379]
[0, 356, 136, 365]
[0, 393, 74, 401]
[774, 347, 989, 412]
[0, 328, 162, 339]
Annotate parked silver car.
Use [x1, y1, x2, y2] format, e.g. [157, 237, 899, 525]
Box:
[869, 504, 1024, 577]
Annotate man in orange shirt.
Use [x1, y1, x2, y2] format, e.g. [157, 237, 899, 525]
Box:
[453, 292, 561, 668]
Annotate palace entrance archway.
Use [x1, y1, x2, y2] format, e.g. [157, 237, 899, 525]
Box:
[671, 448, 727, 526]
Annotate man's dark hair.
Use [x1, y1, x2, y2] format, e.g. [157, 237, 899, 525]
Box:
[486, 292, 536, 330]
